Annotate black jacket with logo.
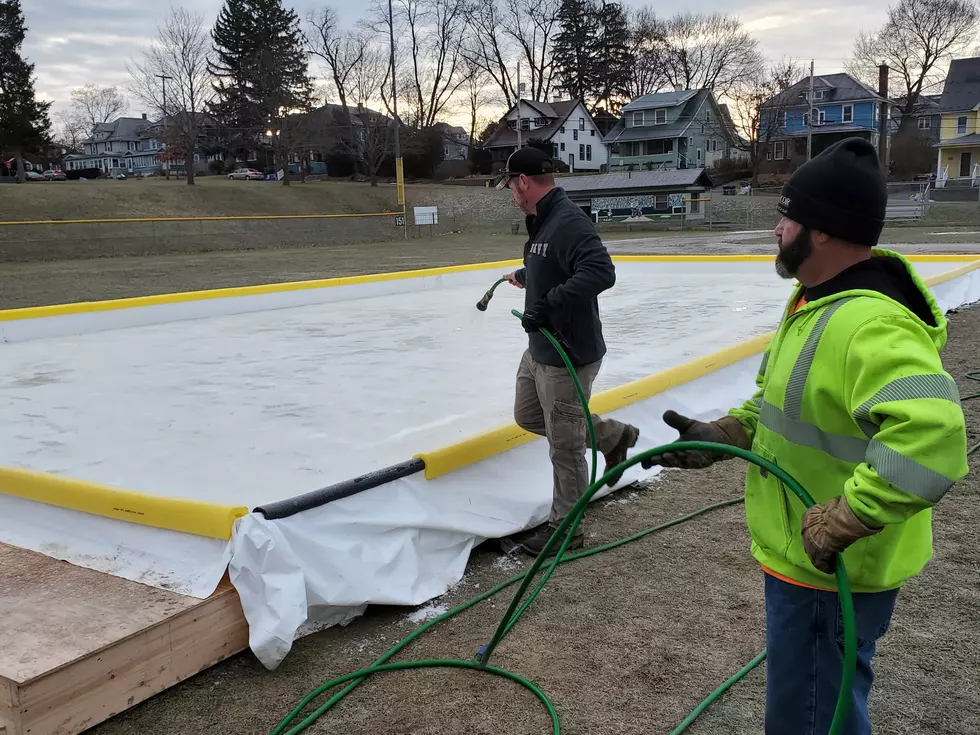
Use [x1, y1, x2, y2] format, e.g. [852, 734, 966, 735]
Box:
[513, 187, 617, 367]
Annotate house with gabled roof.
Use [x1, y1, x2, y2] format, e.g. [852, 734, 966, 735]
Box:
[482, 99, 609, 173]
[602, 89, 741, 172]
[932, 56, 980, 184]
[758, 72, 888, 175]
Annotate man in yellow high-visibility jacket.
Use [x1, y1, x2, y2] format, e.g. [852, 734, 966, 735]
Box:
[644, 137, 969, 734]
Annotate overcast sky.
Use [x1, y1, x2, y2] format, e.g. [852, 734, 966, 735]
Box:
[23, 0, 889, 124]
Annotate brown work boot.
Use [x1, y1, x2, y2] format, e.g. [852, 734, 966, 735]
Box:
[603, 424, 640, 487]
[520, 521, 584, 557]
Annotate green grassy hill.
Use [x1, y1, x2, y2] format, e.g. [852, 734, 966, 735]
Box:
[0, 177, 514, 222]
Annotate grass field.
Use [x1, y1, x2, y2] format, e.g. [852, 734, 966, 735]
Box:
[0, 176, 487, 221]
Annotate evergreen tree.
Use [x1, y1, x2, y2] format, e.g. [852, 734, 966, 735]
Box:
[595, 1, 632, 113]
[209, 0, 258, 138]
[209, 0, 313, 180]
[552, 0, 632, 111]
[552, 0, 600, 102]
[0, 0, 51, 182]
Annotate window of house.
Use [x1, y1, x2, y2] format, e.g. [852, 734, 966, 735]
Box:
[803, 110, 826, 126]
[579, 144, 585, 159]
[508, 120, 516, 129]
[573, 130, 578, 140]
[842, 105, 853, 123]
[560, 125, 565, 134]
[632, 111, 643, 126]
[534, 117, 547, 126]
[918, 117, 931, 130]
[654, 194, 668, 210]
[655, 108, 667, 124]
[105, 142, 112, 152]
[766, 150, 772, 161]
[560, 142, 565, 151]
[520, 118, 530, 131]
[586, 144, 592, 161]
[705, 110, 711, 123]
[590, 129, 595, 137]
[579, 118, 585, 130]
[774, 141, 785, 160]
[813, 90, 825, 101]
[958, 116, 968, 134]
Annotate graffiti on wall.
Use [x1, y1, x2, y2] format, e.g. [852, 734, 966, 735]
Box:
[591, 193, 687, 222]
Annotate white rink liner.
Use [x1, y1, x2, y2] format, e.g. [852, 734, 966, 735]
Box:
[1, 259, 828, 509]
[1, 257, 977, 668]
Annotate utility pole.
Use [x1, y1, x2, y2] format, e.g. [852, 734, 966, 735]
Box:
[516, 61, 522, 150]
[878, 63, 889, 170]
[156, 73, 173, 180]
[387, 0, 405, 238]
[387, 0, 399, 163]
[806, 60, 815, 162]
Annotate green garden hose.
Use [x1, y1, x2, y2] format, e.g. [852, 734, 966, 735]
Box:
[270, 302, 980, 735]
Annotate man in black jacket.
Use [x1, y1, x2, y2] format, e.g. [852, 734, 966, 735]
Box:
[495, 147, 639, 555]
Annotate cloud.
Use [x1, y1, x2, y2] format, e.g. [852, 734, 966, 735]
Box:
[25, 0, 890, 126]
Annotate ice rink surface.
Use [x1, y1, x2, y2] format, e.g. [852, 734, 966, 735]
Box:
[0, 260, 959, 508]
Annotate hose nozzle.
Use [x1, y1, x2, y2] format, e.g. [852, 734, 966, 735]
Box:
[476, 291, 494, 311]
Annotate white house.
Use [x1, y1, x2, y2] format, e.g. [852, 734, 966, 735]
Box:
[63, 113, 220, 176]
[484, 99, 609, 173]
[63, 115, 166, 176]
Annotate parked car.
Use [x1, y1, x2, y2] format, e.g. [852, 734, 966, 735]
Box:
[42, 169, 67, 181]
[24, 171, 44, 181]
[227, 168, 264, 181]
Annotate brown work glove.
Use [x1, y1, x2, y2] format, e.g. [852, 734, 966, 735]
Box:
[801, 495, 882, 575]
[640, 410, 751, 470]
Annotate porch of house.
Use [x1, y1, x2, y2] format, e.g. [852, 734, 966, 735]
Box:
[608, 139, 694, 171]
[935, 139, 980, 185]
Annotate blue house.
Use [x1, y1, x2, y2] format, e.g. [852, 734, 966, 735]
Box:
[760, 73, 888, 174]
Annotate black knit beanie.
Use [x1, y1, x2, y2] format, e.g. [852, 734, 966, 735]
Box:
[776, 137, 887, 247]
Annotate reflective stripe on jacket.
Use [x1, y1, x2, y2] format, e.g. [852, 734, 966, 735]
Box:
[729, 249, 969, 592]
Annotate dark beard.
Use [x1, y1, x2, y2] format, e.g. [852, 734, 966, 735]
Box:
[775, 227, 813, 279]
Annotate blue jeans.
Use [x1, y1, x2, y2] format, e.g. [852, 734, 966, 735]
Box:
[764, 573, 899, 735]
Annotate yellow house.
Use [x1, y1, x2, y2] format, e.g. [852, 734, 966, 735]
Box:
[935, 58, 980, 182]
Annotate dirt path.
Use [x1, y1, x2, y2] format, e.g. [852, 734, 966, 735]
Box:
[85, 305, 980, 735]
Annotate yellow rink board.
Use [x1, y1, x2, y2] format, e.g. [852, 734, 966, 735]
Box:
[416, 256, 980, 479]
[2, 255, 978, 536]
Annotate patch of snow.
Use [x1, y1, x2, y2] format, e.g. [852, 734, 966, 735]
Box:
[406, 603, 450, 624]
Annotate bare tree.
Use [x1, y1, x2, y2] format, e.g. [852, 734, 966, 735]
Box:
[350, 44, 395, 185]
[463, 0, 560, 105]
[68, 84, 128, 133]
[501, 0, 561, 102]
[465, 1, 517, 107]
[725, 59, 802, 185]
[848, 0, 980, 134]
[380, 0, 471, 129]
[306, 7, 368, 174]
[307, 8, 366, 111]
[625, 7, 667, 98]
[458, 58, 499, 167]
[658, 12, 763, 98]
[53, 109, 88, 151]
[128, 7, 214, 185]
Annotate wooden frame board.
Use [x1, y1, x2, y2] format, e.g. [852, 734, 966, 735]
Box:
[0, 543, 248, 735]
